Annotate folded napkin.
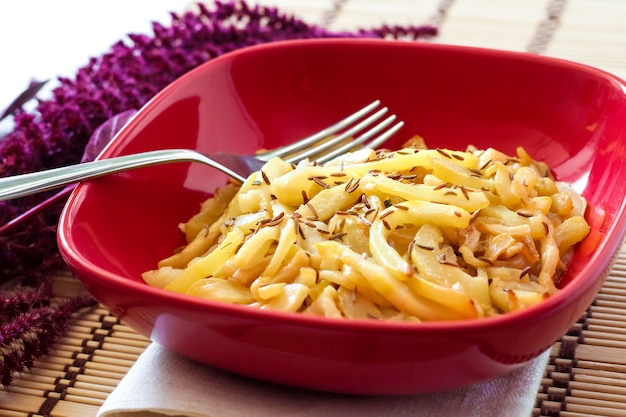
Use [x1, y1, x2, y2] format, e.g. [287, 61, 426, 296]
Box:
[97, 343, 549, 417]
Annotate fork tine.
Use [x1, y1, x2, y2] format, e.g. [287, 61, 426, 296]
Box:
[280, 106, 389, 163]
[257, 100, 383, 162]
[313, 118, 405, 164]
[361, 120, 404, 151]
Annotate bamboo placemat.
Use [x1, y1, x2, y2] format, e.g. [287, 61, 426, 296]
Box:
[1, 1, 626, 416]
[0, 272, 150, 417]
[534, 244, 626, 417]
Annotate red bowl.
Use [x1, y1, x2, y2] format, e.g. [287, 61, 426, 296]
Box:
[58, 39, 626, 395]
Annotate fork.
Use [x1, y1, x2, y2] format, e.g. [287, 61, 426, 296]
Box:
[0, 100, 403, 202]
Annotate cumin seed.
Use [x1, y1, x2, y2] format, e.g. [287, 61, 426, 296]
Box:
[436, 148, 452, 159]
[516, 211, 533, 218]
[470, 210, 481, 224]
[306, 203, 318, 218]
[265, 212, 285, 227]
[344, 178, 354, 192]
[261, 170, 270, 185]
[416, 244, 434, 251]
[460, 186, 470, 200]
[329, 232, 347, 241]
[479, 159, 493, 170]
[346, 178, 360, 193]
[312, 177, 329, 188]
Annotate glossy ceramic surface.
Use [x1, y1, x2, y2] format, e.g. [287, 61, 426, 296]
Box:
[58, 39, 626, 395]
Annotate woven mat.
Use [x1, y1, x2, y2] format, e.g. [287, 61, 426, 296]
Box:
[2, 1, 626, 416]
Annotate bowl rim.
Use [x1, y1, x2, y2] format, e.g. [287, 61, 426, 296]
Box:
[58, 38, 626, 333]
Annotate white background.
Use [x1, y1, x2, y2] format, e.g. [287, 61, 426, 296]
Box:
[0, 1, 192, 112]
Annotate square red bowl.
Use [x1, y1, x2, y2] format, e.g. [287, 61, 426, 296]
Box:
[58, 39, 626, 395]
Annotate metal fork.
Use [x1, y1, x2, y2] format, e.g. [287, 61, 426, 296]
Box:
[0, 100, 403, 202]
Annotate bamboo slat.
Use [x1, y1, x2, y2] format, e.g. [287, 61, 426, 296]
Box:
[533, 245, 626, 416]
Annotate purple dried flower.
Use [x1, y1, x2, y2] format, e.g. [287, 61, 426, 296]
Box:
[0, 280, 53, 321]
[0, 295, 97, 388]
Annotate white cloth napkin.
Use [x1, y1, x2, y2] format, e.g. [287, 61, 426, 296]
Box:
[97, 343, 549, 417]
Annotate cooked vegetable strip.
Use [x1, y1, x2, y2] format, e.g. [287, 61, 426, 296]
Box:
[410, 224, 490, 307]
[143, 140, 591, 321]
[316, 240, 465, 321]
[369, 201, 471, 280]
[164, 228, 244, 293]
[361, 173, 490, 212]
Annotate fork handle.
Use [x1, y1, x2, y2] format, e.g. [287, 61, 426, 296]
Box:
[0, 149, 215, 202]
